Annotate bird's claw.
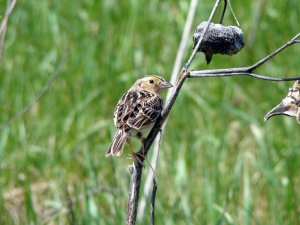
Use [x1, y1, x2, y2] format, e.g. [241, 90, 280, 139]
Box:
[128, 151, 145, 167]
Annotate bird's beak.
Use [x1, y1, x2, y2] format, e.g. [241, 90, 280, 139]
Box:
[159, 81, 173, 89]
[264, 101, 298, 121]
[264, 80, 300, 122]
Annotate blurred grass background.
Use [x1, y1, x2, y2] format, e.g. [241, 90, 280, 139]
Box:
[1, 0, 300, 224]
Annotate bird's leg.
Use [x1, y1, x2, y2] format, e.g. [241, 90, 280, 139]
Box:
[135, 132, 160, 177]
[130, 132, 147, 166]
[136, 132, 146, 155]
[126, 139, 144, 166]
[126, 139, 135, 158]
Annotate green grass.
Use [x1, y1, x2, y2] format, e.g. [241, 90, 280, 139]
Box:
[1, 0, 300, 224]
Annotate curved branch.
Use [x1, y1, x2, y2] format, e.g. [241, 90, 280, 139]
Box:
[249, 33, 300, 71]
[248, 73, 300, 81]
[189, 71, 300, 81]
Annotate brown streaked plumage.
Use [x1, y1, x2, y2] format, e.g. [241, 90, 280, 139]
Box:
[106, 75, 173, 157]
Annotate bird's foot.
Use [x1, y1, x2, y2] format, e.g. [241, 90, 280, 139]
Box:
[127, 151, 146, 167]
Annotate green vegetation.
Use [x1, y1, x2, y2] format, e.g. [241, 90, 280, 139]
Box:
[1, 0, 300, 224]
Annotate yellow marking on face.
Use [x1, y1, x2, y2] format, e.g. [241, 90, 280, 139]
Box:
[293, 80, 300, 90]
[150, 76, 162, 82]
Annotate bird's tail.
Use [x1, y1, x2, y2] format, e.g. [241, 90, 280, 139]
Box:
[106, 130, 129, 157]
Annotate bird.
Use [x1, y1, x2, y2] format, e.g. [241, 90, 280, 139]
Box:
[264, 80, 300, 123]
[106, 75, 173, 157]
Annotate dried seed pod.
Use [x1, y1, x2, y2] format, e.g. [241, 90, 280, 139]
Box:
[193, 21, 245, 64]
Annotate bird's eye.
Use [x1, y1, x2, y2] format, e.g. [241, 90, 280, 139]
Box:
[149, 79, 154, 84]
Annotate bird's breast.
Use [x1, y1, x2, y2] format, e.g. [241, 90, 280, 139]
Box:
[128, 122, 155, 137]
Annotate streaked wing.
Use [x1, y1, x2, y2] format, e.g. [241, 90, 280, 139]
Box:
[113, 89, 163, 131]
[127, 91, 163, 130]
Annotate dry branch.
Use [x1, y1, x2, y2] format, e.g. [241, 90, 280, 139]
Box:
[189, 33, 300, 81]
[125, 1, 300, 225]
[150, 179, 157, 225]
[184, 0, 223, 69]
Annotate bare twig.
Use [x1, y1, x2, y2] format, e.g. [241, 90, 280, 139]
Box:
[250, 33, 300, 70]
[0, 51, 68, 130]
[137, 0, 198, 221]
[189, 33, 300, 81]
[189, 71, 300, 81]
[184, 0, 223, 69]
[0, 0, 17, 61]
[150, 179, 157, 225]
[137, 131, 162, 221]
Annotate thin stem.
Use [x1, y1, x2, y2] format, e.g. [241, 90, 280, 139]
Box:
[189, 67, 251, 75]
[248, 73, 300, 81]
[137, 131, 162, 221]
[150, 179, 157, 225]
[184, 0, 223, 69]
[189, 71, 300, 81]
[291, 33, 300, 41]
[250, 33, 300, 71]
[219, 0, 227, 24]
[126, 163, 143, 225]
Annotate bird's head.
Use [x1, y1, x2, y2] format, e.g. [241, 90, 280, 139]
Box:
[264, 80, 300, 123]
[134, 75, 173, 94]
